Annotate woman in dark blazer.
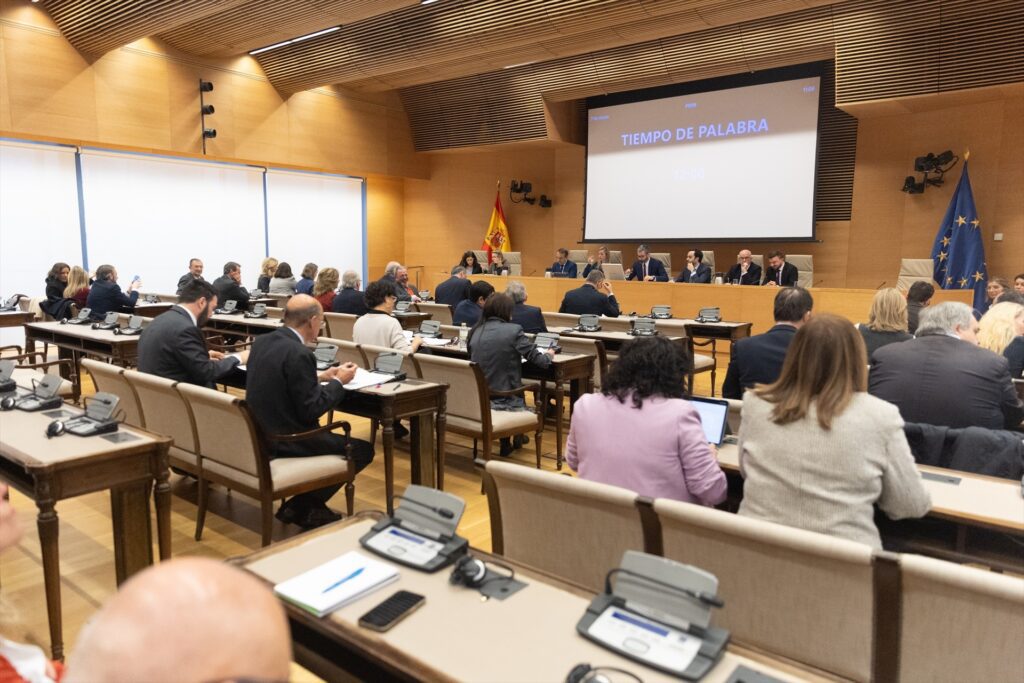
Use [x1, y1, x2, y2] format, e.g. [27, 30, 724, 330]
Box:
[468, 293, 554, 456]
[40, 262, 72, 319]
[459, 250, 484, 275]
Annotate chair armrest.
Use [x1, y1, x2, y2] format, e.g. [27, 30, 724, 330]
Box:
[0, 345, 24, 357]
[489, 385, 530, 398]
[18, 359, 74, 374]
[6, 351, 47, 365]
[206, 335, 256, 351]
[265, 419, 352, 443]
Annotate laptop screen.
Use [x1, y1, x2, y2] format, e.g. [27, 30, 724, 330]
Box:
[689, 397, 728, 445]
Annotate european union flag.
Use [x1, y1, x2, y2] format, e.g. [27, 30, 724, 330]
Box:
[931, 161, 988, 311]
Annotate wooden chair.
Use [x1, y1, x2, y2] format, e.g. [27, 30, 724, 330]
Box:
[359, 342, 422, 378]
[176, 383, 357, 546]
[416, 354, 541, 467]
[323, 312, 358, 340]
[123, 370, 201, 476]
[653, 498, 877, 682]
[895, 553, 1024, 682]
[319, 337, 368, 368]
[80, 358, 143, 427]
[553, 336, 607, 391]
[542, 311, 579, 331]
[416, 301, 454, 326]
[483, 461, 658, 592]
[1, 347, 74, 398]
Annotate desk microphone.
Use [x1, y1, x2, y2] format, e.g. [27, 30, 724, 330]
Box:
[604, 567, 724, 608]
[876, 280, 887, 289]
[393, 494, 455, 519]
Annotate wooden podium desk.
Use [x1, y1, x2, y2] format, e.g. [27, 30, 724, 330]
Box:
[23, 321, 141, 400]
[457, 275, 972, 337]
[716, 442, 1024, 572]
[240, 513, 829, 683]
[0, 390, 171, 660]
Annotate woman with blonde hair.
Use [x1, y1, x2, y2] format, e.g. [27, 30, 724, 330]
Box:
[582, 246, 610, 278]
[63, 265, 91, 310]
[858, 287, 912, 358]
[312, 267, 340, 310]
[738, 313, 930, 548]
[257, 257, 279, 292]
[978, 301, 1024, 378]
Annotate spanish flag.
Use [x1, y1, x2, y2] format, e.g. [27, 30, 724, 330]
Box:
[482, 189, 511, 260]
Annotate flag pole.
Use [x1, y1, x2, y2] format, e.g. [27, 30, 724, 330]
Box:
[964, 149, 970, 161]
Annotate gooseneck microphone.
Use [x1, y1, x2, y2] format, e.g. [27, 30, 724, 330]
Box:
[393, 494, 455, 519]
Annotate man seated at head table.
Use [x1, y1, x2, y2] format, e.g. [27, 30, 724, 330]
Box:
[434, 266, 472, 307]
[331, 269, 369, 316]
[64, 558, 291, 683]
[724, 249, 762, 285]
[869, 301, 1024, 430]
[175, 258, 205, 295]
[211, 261, 250, 311]
[86, 263, 142, 319]
[625, 244, 669, 282]
[906, 280, 935, 335]
[506, 280, 546, 334]
[137, 279, 249, 387]
[674, 249, 712, 283]
[722, 287, 814, 399]
[453, 280, 496, 327]
[559, 270, 621, 318]
[761, 250, 799, 287]
[549, 247, 578, 278]
[246, 294, 375, 528]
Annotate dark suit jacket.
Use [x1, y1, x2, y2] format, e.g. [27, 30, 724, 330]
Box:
[511, 303, 546, 334]
[907, 301, 925, 335]
[468, 317, 552, 408]
[724, 262, 763, 286]
[256, 275, 271, 292]
[762, 261, 799, 287]
[559, 284, 621, 317]
[1004, 336, 1024, 379]
[549, 261, 578, 278]
[331, 288, 369, 316]
[722, 324, 798, 399]
[869, 334, 1024, 430]
[212, 275, 250, 310]
[675, 263, 712, 283]
[581, 263, 603, 279]
[137, 306, 239, 387]
[86, 279, 138, 319]
[434, 276, 472, 307]
[453, 299, 483, 326]
[626, 258, 669, 282]
[245, 327, 347, 458]
[176, 274, 206, 295]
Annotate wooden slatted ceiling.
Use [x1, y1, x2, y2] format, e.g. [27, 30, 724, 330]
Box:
[250, 0, 842, 94]
[833, 0, 1024, 104]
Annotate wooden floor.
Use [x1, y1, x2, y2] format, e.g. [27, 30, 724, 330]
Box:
[3, 368, 720, 676]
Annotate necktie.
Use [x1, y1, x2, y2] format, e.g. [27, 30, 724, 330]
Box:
[778, 268, 782, 285]
[643, 262, 648, 279]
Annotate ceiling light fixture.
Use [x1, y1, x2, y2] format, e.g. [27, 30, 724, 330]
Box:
[503, 61, 536, 69]
[421, 0, 439, 5]
[249, 26, 340, 56]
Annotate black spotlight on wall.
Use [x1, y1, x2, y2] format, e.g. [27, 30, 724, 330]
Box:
[903, 149, 958, 194]
[510, 179, 536, 204]
[199, 80, 216, 154]
[538, 194, 553, 208]
[901, 176, 924, 194]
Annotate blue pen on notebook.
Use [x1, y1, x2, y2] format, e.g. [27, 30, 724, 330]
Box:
[322, 566, 364, 594]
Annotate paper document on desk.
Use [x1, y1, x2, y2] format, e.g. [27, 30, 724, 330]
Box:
[343, 367, 400, 390]
[274, 550, 398, 617]
[417, 337, 454, 347]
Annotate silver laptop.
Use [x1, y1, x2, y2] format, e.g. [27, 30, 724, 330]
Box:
[603, 263, 625, 281]
[689, 397, 728, 446]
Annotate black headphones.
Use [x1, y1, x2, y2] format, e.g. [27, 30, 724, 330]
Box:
[449, 555, 488, 588]
[0, 396, 17, 411]
[566, 664, 643, 683]
[46, 420, 66, 438]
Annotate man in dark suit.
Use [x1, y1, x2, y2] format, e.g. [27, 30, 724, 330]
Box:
[453, 280, 494, 326]
[246, 295, 374, 528]
[212, 261, 250, 311]
[906, 281, 934, 335]
[138, 280, 247, 386]
[559, 270, 621, 317]
[549, 248, 578, 278]
[722, 287, 813, 399]
[175, 258, 206, 295]
[86, 264, 141, 319]
[762, 250, 799, 287]
[506, 280, 546, 333]
[675, 249, 712, 283]
[380, 261, 412, 302]
[331, 269, 368, 315]
[724, 249, 763, 286]
[626, 244, 669, 282]
[870, 302, 1023, 429]
[434, 266, 472, 307]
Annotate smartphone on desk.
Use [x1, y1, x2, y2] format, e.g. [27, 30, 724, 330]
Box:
[358, 590, 425, 632]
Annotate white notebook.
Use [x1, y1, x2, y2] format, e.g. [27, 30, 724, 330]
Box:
[274, 550, 399, 617]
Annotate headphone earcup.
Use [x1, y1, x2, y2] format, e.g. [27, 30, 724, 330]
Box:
[46, 420, 66, 438]
[449, 556, 487, 588]
[0, 397, 16, 411]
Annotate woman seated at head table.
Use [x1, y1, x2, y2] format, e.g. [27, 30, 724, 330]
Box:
[488, 251, 509, 275]
[857, 287, 912, 359]
[267, 261, 297, 296]
[566, 335, 727, 505]
[458, 250, 484, 275]
[581, 246, 611, 279]
[978, 301, 1024, 378]
[468, 292, 554, 457]
[738, 313, 931, 549]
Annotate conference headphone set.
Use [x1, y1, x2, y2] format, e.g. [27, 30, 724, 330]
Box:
[565, 663, 643, 683]
[448, 555, 519, 597]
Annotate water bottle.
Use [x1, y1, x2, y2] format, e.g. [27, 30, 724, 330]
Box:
[459, 322, 469, 346]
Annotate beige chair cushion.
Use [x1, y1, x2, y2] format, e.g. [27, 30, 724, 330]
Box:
[649, 252, 672, 271]
[693, 354, 715, 371]
[323, 313, 358, 341]
[897, 258, 934, 291]
[360, 343, 421, 378]
[320, 336, 367, 369]
[124, 370, 197, 451]
[176, 383, 261, 477]
[416, 355, 483, 422]
[609, 250, 623, 264]
[542, 312, 581, 330]
[702, 250, 715, 273]
[447, 409, 537, 435]
[169, 445, 199, 468]
[787, 255, 814, 288]
[416, 302, 454, 326]
[502, 252, 522, 276]
[81, 359, 143, 428]
[270, 454, 353, 492]
[203, 459, 259, 491]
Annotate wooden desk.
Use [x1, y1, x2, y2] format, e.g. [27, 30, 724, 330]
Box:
[716, 442, 1024, 572]
[336, 381, 447, 514]
[426, 342, 594, 469]
[0, 310, 35, 330]
[392, 310, 431, 330]
[23, 322, 140, 400]
[239, 514, 826, 683]
[204, 313, 283, 337]
[0, 390, 171, 660]
[133, 302, 173, 317]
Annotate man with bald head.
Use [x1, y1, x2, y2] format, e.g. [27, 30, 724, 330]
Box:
[724, 249, 762, 285]
[66, 558, 291, 683]
[245, 294, 374, 528]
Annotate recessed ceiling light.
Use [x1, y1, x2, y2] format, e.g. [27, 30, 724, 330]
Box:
[249, 26, 340, 56]
[503, 61, 536, 69]
[421, 0, 439, 5]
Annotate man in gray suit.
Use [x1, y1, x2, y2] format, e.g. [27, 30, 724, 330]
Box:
[869, 302, 1023, 429]
[138, 279, 248, 387]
